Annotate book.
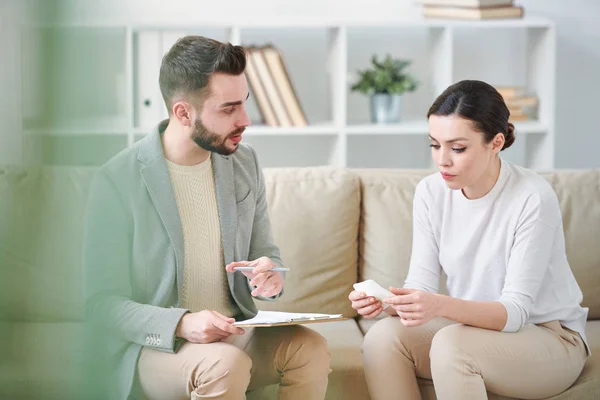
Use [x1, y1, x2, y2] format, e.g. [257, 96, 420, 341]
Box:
[495, 85, 525, 99]
[416, 0, 514, 8]
[505, 96, 538, 108]
[262, 45, 308, 127]
[507, 106, 526, 117]
[508, 114, 529, 121]
[249, 47, 293, 127]
[245, 47, 279, 126]
[233, 310, 346, 327]
[423, 5, 524, 19]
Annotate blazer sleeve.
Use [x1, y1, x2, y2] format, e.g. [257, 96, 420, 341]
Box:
[83, 170, 188, 353]
[246, 145, 285, 301]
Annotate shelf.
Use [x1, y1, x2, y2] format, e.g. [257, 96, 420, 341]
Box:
[24, 129, 129, 136]
[346, 120, 548, 136]
[227, 17, 553, 29]
[347, 121, 429, 135]
[134, 124, 339, 137]
[25, 120, 547, 137]
[245, 124, 339, 136]
[411, 17, 553, 29]
[24, 133, 128, 166]
[54, 15, 554, 169]
[95, 17, 554, 31]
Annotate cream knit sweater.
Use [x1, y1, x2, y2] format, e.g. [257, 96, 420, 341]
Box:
[166, 156, 240, 317]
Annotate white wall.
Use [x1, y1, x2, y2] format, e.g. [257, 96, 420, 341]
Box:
[28, 0, 600, 168]
[0, 0, 23, 164]
[0, 0, 54, 165]
[520, 0, 600, 168]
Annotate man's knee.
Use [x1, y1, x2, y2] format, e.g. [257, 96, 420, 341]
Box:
[190, 345, 252, 395]
[287, 327, 331, 372]
[300, 327, 330, 361]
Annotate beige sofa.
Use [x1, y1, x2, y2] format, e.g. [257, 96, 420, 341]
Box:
[0, 165, 598, 399]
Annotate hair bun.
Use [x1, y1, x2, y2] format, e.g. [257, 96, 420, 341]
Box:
[503, 122, 516, 150]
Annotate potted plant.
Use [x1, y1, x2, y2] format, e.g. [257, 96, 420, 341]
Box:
[350, 54, 419, 124]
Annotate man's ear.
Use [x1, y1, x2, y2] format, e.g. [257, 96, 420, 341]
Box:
[491, 132, 505, 154]
[172, 101, 193, 127]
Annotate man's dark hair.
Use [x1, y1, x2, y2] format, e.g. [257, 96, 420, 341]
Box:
[159, 35, 246, 115]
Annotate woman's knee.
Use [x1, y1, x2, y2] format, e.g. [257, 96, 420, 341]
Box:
[362, 316, 408, 354]
[429, 324, 475, 371]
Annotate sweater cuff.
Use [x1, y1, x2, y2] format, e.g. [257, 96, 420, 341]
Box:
[498, 300, 523, 333]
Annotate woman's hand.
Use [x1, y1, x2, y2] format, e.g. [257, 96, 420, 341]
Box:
[348, 290, 384, 319]
[383, 287, 445, 327]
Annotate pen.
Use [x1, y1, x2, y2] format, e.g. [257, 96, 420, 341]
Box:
[232, 267, 290, 272]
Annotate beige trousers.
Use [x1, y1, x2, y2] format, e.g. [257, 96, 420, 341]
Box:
[362, 317, 587, 400]
[136, 325, 331, 400]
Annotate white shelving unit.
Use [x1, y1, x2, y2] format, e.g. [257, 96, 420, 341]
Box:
[23, 17, 556, 170]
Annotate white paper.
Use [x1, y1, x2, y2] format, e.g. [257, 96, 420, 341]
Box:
[353, 279, 395, 309]
[233, 310, 343, 326]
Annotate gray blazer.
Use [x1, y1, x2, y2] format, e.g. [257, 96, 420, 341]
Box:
[83, 120, 283, 399]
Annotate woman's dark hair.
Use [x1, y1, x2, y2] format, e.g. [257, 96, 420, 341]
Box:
[427, 80, 515, 151]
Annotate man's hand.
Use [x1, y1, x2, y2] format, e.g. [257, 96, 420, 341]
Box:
[226, 256, 284, 297]
[383, 287, 445, 327]
[175, 310, 245, 344]
[348, 290, 385, 319]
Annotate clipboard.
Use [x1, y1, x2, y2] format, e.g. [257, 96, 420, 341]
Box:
[233, 311, 347, 328]
[234, 316, 348, 328]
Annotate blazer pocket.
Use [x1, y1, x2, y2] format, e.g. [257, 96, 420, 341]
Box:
[236, 191, 256, 259]
[236, 190, 255, 216]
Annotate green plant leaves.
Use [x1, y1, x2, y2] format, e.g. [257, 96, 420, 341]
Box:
[350, 54, 419, 95]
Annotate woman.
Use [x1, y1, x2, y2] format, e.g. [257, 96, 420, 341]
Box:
[350, 80, 589, 400]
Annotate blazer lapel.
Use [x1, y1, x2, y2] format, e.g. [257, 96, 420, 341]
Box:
[138, 122, 185, 299]
[212, 153, 236, 290]
[212, 152, 256, 317]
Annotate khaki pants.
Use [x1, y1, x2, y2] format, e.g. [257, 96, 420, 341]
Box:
[362, 317, 587, 400]
[137, 325, 331, 400]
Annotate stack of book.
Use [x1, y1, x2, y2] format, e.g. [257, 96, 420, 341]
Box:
[244, 45, 307, 127]
[496, 86, 538, 121]
[417, 0, 524, 20]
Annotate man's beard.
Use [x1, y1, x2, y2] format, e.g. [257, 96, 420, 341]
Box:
[191, 117, 245, 156]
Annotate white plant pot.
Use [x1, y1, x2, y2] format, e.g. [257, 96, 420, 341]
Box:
[370, 94, 402, 124]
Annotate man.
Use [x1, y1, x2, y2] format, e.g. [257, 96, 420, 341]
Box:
[83, 35, 331, 400]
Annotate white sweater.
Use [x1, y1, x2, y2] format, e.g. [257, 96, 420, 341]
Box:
[404, 158, 589, 352]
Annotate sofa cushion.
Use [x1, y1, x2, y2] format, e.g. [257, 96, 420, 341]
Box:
[353, 169, 435, 291]
[260, 168, 360, 317]
[539, 170, 600, 319]
[0, 166, 94, 322]
[357, 315, 378, 335]
[0, 321, 85, 399]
